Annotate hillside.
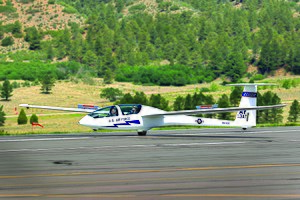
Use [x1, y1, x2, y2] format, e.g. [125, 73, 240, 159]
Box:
[0, 0, 84, 53]
[0, 0, 299, 85]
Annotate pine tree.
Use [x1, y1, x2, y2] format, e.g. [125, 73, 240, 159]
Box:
[204, 94, 216, 118]
[1, 36, 14, 47]
[100, 88, 123, 102]
[259, 91, 283, 124]
[184, 94, 193, 110]
[270, 93, 283, 124]
[230, 87, 243, 106]
[46, 45, 54, 60]
[217, 94, 232, 120]
[118, 93, 134, 104]
[30, 114, 39, 124]
[25, 26, 41, 50]
[0, 105, 6, 126]
[149, 94, 169, 110]
[18, 109, 28, 125]
[173, 96, 184, 111]
[288, 100, 300, 122]
[103, 68, 114, 84]
[1, 80, 13, 101]
[256, 92, 264, 124]
[40, 73, 56, 94]
[12, 20, 22, 35]
[133, 92, 148, 105]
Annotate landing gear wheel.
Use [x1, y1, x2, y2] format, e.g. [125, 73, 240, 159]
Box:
[137, 131, 147, 136]
[242, 128, 247, 131]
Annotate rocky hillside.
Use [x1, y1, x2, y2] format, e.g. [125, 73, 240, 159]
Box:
[0, 0, 299, 85]
[0, 0, 84, 53]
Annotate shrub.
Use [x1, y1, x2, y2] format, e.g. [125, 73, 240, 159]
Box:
[100, 88, 123, 102]
[1, 36, 14, 47]
[209, 83, 219, 92]
[30, 114, 38, 124]
[0, 6, 16, 13]
[17, 109, 28, 125]
[282, 79, 291, 89]
[48, 0, 55, 4]
[250, 74, 265, 82]
[0, 105, 5, 126]
[200, 87, 210, 92]
[12, 81, 20, 88]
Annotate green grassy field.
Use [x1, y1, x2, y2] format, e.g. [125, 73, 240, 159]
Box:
[1, 76, 300, 135]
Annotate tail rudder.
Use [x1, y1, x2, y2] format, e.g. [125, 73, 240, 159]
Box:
[227, 83, 275, 129]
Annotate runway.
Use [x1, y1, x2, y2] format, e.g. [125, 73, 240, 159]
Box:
[0, 127, 300, 199]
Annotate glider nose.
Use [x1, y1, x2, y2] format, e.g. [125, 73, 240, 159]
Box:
[79, 115, 93, 127]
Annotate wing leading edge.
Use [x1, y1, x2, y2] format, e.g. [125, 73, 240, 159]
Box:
[19, 104, 95, 113]
[143, 104, 286, 117]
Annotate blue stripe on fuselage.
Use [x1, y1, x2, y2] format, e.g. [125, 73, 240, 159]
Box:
[105, 120, 141, 128]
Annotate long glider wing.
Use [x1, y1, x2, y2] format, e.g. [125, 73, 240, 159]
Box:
[143, 104, 286, 117]
[19, 104, 95, 113]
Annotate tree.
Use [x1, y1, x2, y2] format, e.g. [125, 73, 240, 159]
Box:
[12, 20, 22, 36]
[46, 45, 54, 60]
[30, 114, 39, 124]
[217, 94, 232, 120]
[40, 73, 56, 94]
[83, 50, 98, 67]
[118, 93, 134, 104]
[0, 105, 6, 126]
[100, 88, 123, 102]
[133, 92, 148, 105]
[17, 109, 28, 125]
[1, 36, 14, 47]
[1, 80, 13, 101]
[288, 100, 300, 122]
[149, 94, 169, 110]
[103, 68, 114, 84]
[24, 26, 41, 50]
[270, 93, 283, 124]
[184, 94, 193, 110]
[258, 91, 283, 124]
[173, 96, 184, 111]
[230, 87, 243, 106]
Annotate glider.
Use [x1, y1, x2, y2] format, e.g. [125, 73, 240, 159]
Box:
[20, 83, 285, 136]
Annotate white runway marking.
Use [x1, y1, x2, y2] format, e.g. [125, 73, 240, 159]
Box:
[0, 141, 245, 153]
[163, 142, 245, 146]
[0, 137, 91, 142]
[246, 129, 300, 134]
[168, 129, 300, 136]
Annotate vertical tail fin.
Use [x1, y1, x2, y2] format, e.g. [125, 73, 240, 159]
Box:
[227, 83, 275, 129]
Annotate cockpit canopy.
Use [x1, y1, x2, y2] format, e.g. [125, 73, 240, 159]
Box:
[88, 104, 142, 118]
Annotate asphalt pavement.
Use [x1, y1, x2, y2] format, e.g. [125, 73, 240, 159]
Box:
[0, 127, 300, 199]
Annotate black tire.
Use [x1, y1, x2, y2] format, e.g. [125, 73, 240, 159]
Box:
[137, 131, 147, 136]
[242, 128, 247, 131]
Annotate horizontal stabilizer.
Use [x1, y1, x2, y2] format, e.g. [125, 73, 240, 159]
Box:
[19, 104, 95, 113]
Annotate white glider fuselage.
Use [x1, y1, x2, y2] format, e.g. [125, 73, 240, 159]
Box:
[79, 105, 246, 132]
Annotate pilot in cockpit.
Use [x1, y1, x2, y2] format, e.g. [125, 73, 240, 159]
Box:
[110, 107, 118, 116]
[130, 106, 138, 114]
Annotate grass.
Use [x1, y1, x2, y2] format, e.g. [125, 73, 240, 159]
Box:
[1, 76, 300, 135]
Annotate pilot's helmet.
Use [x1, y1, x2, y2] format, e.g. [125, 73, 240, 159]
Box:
[132, 106, 138, 113]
